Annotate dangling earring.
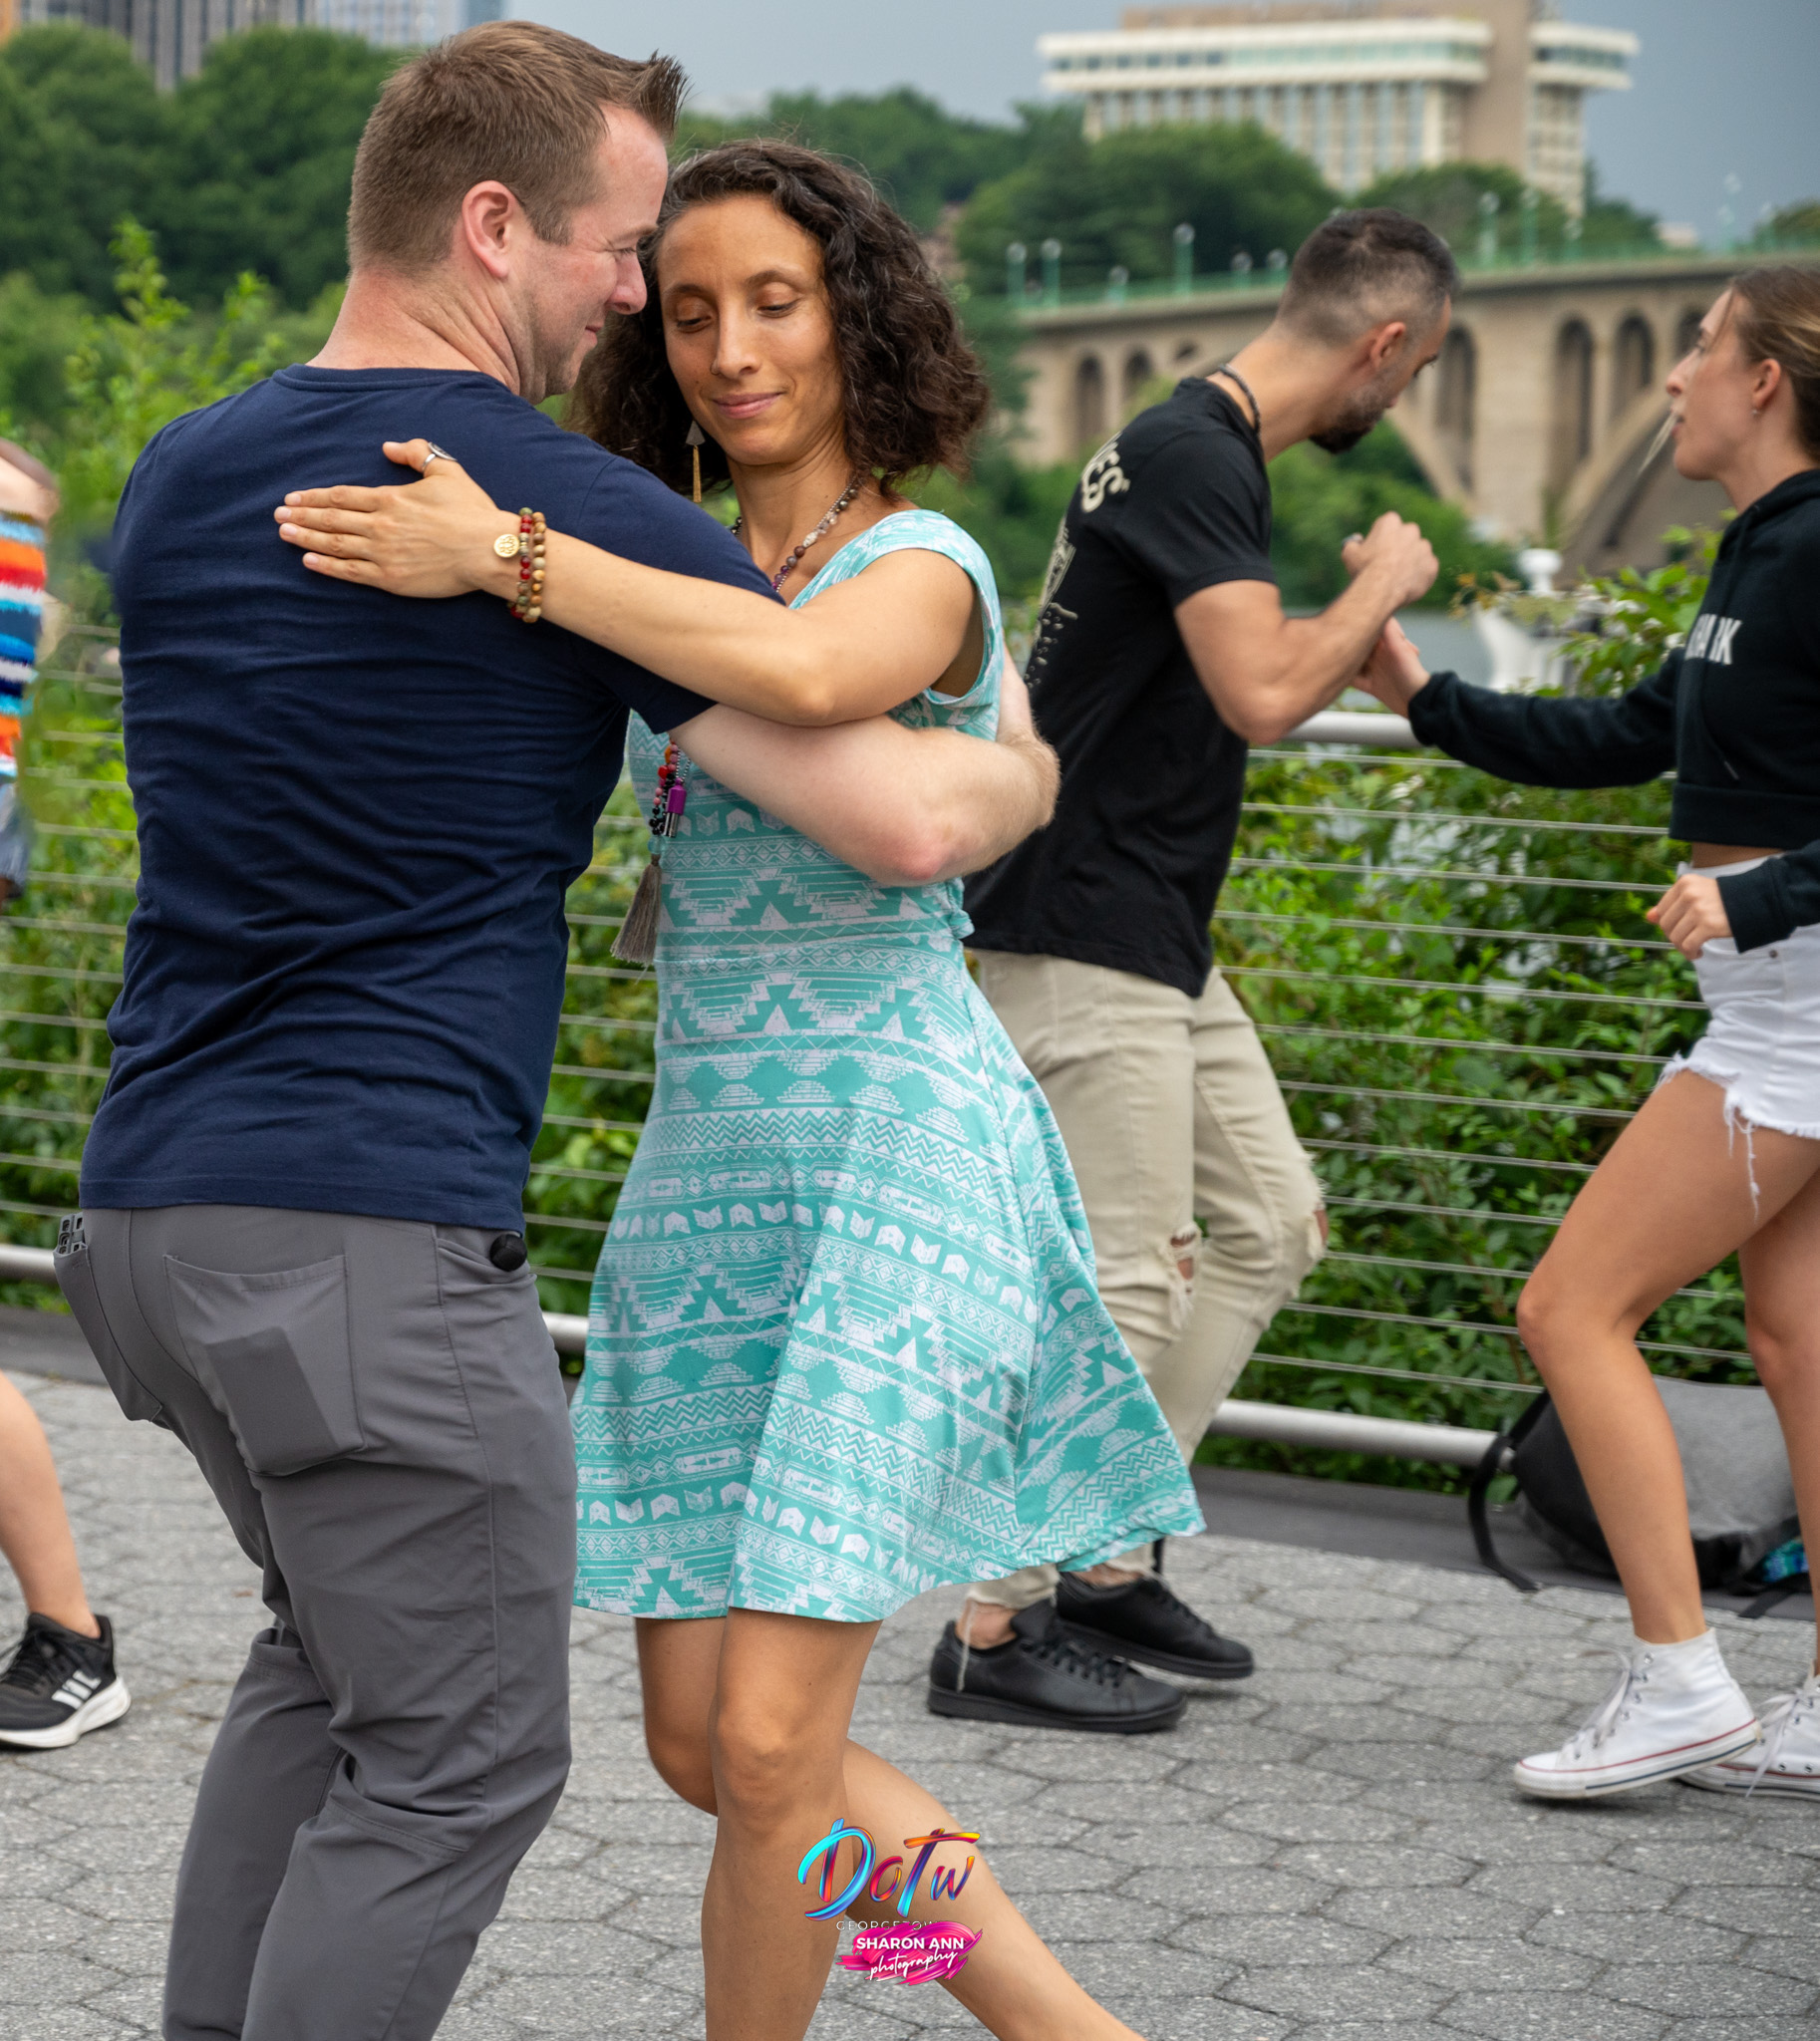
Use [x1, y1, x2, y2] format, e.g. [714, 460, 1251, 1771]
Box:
[686, 420, 705, 504]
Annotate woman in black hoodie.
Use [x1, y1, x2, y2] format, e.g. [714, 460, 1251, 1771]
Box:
[1364, 267, 1820, 1803]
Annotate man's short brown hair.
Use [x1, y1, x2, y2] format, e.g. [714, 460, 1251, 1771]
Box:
[1280, 208, 1458, 348]
[348, 22, 684, 274]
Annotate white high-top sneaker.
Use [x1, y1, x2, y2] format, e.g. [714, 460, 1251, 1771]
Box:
[1514, 1630, 1759, 1800]
[1682, 1671, 1820, 1798]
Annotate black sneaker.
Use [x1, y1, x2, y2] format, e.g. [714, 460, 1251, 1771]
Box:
[0, 1613, 131, 1750]
[927, 1600, 1184, 1734]
[1057, 1565, 1254, 1682]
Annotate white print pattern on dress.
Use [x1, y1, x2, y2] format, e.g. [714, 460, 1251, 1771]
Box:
[569, 509, 1204, 1624]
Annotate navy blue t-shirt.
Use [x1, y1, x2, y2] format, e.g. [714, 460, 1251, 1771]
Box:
[83, 365, 768, 1227]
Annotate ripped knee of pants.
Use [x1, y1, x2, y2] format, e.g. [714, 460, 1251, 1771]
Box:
[1162, 1225, 1201, 1335]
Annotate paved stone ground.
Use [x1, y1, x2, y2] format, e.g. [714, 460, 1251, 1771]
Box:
[5, 1369, 1820, 2041]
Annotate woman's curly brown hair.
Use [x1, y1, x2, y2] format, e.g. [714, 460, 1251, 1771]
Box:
[567, 140, 992, 495]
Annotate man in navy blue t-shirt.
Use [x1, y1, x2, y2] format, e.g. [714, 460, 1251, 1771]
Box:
[50, 26, 1054, 2040]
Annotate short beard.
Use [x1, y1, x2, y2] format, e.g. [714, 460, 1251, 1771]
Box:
[1310, 396, 1387, 456]
[1309, 370, 1399, 456]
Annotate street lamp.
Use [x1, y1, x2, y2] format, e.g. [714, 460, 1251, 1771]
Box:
[1519, 185, 1539, 267]
[1041, 237, 1062, 307]
[1477, 189, 1499, 267]
[1172, 221, 1194, 296]
[1106, 264, 1129, 305]
[1005, 241, 1028, 301]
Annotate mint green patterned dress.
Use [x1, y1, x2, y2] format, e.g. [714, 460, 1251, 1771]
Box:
[571, 509, 1204, 1622]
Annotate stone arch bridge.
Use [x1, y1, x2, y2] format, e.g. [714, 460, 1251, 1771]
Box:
[1012, 251, 1820, 574]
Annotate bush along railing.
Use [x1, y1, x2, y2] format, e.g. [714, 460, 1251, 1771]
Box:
[0, 629, 1745, 1487]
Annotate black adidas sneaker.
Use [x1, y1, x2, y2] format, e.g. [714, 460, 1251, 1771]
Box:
[0, 1613, 131, 1750]
[927, 1599, 1184, 1733]
[1058, 1563, 1254, 1682]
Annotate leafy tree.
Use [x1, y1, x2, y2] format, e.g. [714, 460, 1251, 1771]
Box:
[0, 24, 391, 312]
[0, 273, 87, 439]
[1356, 159, 1662, 262]
[57, 221, 300, 539]
[909, 444, 1078, 605]
[152, 28, 399, 309]
[677, 88, 1068, 233]
[1268, 424, 1514, 610]
[958, 122, 1337, 297]
[0, 27, 165, 303]
[1353, 160, 1573, 261]
[1578, 160, 1663, 256]
[1758, 198, 1820, 249]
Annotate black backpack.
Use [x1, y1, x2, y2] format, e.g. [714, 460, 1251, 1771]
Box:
[1469, 1378, 1805, 1605]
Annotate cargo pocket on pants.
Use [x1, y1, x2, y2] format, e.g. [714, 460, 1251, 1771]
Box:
[165, 1254, 361, 1476]
[54, 1217, 165, 1426]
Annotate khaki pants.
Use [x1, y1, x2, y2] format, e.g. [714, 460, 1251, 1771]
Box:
[968, 952, 1326, 1610]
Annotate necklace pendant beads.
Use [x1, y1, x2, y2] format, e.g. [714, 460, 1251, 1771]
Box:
[733, 471, 866, 593]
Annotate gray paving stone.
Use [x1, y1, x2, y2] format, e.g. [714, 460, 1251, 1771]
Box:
[1324, 1886, 1536, 1940]
[0, 1950, 130, 2003]
[1278, 1842, 1475, 1888]
[1664, 2024, 1820, 2041]
[1743, 1931, 1820, 1984]
[1466, 1861, 1680, 1912]
[1223, 1962, 1444, 2020]
[1527, 1911, 1744, 1963]
[5, 1369, 1814, 2039]
[1179, 1914, 1386, 1966]
[1668, 1882, 1820, 1932]
[473, 1970, 707, 2031]
[1222, 1800, 1412, 1845]
[1434, 1993, 1668, 2039]
[1594, 1960, 1817, 2016]
[1377, 1937, 1598, 1992]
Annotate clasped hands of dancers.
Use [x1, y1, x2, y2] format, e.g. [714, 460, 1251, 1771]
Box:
[53, 18, 1820, 2041]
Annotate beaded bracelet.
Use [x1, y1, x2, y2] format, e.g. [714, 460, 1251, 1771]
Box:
[507, 508, 546, 623]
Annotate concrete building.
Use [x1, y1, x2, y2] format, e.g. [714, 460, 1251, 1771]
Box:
[1039, 2, 1637, 214]
[9, 0, 498, 87]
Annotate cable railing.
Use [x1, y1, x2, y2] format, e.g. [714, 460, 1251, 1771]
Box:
[0, 632, 1749, 1478]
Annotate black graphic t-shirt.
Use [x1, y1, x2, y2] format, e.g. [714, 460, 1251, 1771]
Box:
[966, 378, 1273, 997]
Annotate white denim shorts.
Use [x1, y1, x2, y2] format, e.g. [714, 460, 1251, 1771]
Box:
[1656, 856, 1820, 1148]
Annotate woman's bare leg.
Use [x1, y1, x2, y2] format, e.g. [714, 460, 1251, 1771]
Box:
[836, 1741, 1142, 2041]
[702, 1607, 878, 2040]
[1517, 1071, 1820, 1641]
[0, 1370, 97, 1635]
[636, 1618, 1144, 2041]
[1737, 1164, 1820, 1674]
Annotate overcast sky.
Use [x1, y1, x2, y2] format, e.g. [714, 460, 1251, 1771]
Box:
[511, 0, 1820, 229]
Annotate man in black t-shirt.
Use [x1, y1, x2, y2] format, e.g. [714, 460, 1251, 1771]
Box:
[929, 210, 1457, 1732]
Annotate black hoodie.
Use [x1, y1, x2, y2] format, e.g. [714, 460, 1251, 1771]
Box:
[1407, 467, 1820, 953]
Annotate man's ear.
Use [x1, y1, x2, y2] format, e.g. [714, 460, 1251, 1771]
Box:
[456, 180, 518, 283]
[1363, 319, 1409, 378]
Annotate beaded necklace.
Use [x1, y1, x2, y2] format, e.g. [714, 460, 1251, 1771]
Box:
[613, 472, 865, 964]
[734, 472, 865, 593]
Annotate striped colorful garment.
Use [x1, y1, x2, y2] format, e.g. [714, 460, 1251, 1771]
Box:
[0, 512, 45, 782]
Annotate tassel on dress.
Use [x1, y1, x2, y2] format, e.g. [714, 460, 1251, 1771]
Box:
[613, 856, 663, 965]
[612, 741, 686, 966]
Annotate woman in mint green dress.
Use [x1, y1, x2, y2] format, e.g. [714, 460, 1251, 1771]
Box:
[273, 140, 1194, 2041]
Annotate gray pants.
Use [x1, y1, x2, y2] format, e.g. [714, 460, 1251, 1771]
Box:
[56, 1206, 577, 2041]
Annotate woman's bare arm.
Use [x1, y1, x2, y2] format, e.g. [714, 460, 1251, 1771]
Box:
[670, 655, 1057, 888]
[275, 440, 976, 727]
